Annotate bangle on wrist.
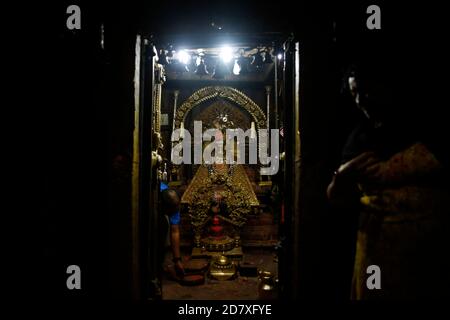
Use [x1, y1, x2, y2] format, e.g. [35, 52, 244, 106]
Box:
[333, 170, 340, 179]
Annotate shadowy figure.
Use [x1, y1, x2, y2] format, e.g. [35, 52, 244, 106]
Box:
[160, 187, 185, 280]
[327, 62, 450, 299]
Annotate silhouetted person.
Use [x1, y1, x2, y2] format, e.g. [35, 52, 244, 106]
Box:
[160, 187, 184, 279]
[327, 63, 450, 299]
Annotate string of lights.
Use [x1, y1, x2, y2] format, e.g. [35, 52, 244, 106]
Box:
[157, 45, 281, 78]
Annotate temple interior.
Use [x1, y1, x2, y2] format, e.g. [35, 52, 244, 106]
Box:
[152, 39, 284, 299]
[36, 1, 450, 303]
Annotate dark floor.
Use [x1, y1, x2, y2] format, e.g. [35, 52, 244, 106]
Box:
[162, 248, 278, 300]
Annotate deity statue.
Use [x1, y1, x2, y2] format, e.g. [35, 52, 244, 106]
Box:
[181, 109, 259, 260]
[205, 192, 230, 239]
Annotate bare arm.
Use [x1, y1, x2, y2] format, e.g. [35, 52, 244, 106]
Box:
[170, 224, 181, 259]
[170, 224, 184, 276]
[327, 152, 379, 207]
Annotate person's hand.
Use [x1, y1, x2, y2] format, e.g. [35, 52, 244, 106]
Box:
[336, 152, 380, 182]
[361, 161, 389, 184]
[327, 151, 381, 206]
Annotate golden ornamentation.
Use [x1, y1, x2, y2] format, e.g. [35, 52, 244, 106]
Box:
[174, 86, 266, 130]
[153, 64, 165, 134]
[181, 165, 259, 238]
[201, 236, 235, 252]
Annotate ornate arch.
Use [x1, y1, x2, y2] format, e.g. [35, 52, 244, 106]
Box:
[174, 86, 266, 129]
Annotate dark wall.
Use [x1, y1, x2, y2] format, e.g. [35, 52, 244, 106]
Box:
[37, 1, 139, 299]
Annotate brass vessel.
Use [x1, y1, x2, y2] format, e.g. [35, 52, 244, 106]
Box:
[258, 270, 278, 300]
[208, 255, 237, 281]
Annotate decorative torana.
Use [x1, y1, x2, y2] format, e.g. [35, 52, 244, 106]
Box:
[176, 86, 263, 256]
[174, 86, 266, 130]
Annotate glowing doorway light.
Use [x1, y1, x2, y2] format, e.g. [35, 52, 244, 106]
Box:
[219, 46, 233, 63]
[178, 50, 191, 65]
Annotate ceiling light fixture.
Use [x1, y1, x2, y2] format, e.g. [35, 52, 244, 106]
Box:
[219, 46, 233, 63]
[157, 49, 169, 65]
[251, 49, 264, 68]
[195, 58, 209, 76]
[178, 50, 191, 65]
[264, 50, 274, 64]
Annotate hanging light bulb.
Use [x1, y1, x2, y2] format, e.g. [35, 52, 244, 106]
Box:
[264, 50, 274, 64]
[168, 53, 189, 73]
[178, 50, 191, 65]
[158, 49, 169, 65]
[195, 57, 209, 76]
[233, 60, 240, 75]
[237, 54, 249, 75]
[166, 45, 174, 58]
[219, 46, 233, 63]
[167, 50, 190, 73]
[251, 50, 264, 68]
[212, 59, 230, 79]
[196, 55, 202, 66]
